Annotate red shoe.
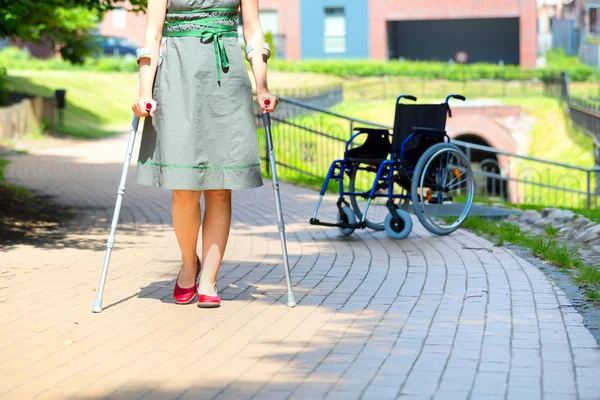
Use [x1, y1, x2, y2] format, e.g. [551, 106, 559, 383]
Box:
[197, 286, 221, 308]
[174, 258, 201, 305]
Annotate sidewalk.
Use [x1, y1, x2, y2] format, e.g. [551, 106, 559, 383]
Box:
[1, 133, 599, 400]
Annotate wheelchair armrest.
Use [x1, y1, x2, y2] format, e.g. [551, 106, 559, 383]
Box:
[411, 127, 446, 135]
[353, 127, 391, 135]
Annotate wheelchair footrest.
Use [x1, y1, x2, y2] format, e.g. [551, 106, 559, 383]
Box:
[310, 218, 366, 229]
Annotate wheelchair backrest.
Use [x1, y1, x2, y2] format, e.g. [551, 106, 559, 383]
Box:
[391, 103, 449, 156]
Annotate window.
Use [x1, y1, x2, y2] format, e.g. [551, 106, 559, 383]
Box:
[112, 7, 126, 29]
[260, 11, 279, 36]
[589, 5, 599, 37]
[324, 7, 346, 54]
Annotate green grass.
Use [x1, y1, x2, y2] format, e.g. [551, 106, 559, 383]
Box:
[544, 225, 560, 238]
[0, 159, 9, 182]
[575, 266, 600, 285]
[586, 289, 600, 301]
[6, 69, 343, 139]
[461, 215, 599, 302]
[7, 70, 138, 138]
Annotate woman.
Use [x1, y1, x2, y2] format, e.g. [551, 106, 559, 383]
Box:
[132, 0, 277, 308]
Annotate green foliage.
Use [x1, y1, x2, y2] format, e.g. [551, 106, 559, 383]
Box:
[544, 225, 560, 238]
[0, 48, 138, 72]
[0, 0, 147, 64]
[267, 58, 596, 82]
[575, 267, 600, 285]
[462, 217, 585, 270]
[264, 31, 276, 60]
[0, 67, 7, 106]
[0, 159, 9, 182]
[586, 289, 600, 301]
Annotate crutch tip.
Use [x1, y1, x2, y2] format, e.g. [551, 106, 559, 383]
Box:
[286, 294, 297, 308]
[92, 298, 103, 313]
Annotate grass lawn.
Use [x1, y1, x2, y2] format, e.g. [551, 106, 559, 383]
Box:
[8, 70, 138, 138]
[6, 69, 342, 139]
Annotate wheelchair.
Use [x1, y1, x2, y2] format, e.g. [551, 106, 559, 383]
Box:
[309, 94, 475, 239]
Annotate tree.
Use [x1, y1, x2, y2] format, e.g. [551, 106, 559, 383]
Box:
[0, 0, 148, 63]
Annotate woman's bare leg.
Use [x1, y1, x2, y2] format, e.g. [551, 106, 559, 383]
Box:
[172, 190, 202, 288]
[198, 189, 232, 295]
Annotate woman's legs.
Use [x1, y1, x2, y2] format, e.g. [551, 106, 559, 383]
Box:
[198, 189, 232, 296]
[172, 190, 202, 288]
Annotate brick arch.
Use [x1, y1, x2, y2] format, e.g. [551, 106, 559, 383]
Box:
[446, 115, 517, 169]
[446, 115, 519, 202]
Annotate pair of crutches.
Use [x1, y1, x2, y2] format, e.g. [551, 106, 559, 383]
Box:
[92, 99, 297, 313]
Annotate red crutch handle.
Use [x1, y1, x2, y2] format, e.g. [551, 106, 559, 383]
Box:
[144, 102, 153, 112]
[263, 98, 271, 108]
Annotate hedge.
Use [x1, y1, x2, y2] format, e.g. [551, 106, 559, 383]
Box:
[267, 59, 596, 82]
[1, 47, 596, 82]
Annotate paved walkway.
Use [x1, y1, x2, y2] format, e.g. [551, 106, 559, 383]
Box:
[1, 133, 600, 400]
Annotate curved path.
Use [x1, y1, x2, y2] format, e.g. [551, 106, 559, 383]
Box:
[1, 133, 599, 400]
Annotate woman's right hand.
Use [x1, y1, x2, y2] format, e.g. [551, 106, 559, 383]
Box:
[132, 98, 157, 117]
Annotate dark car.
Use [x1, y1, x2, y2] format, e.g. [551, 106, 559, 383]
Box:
[92, 36, 140, 57]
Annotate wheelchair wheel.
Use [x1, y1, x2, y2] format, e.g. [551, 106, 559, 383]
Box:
[348, 165, 410, 231]
[337, 205, 356, 236]
[411, 143, 474, 236]
[384, 209, 413, 239]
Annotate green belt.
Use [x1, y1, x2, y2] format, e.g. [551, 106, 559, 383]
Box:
[165, 7, 239, 81]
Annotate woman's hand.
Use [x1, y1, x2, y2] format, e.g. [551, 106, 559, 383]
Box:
[257, 90, 278, 113]
[132, 98, 157, 117]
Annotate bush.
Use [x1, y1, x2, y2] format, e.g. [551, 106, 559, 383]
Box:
[0, 45, 596, 82]
[0, 47, 138, 72]
[267, 58, 597, 82]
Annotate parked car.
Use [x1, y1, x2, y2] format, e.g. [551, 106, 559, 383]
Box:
[92, 36, 140, 58]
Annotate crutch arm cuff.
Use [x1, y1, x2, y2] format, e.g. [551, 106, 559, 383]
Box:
[245, 42, 271, 61]
[136, 48, 152, 64]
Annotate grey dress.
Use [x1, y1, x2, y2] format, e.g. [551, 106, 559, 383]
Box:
[136, 0, 263, 191]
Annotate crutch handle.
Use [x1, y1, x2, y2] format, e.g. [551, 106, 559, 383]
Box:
[144, 102, 153, 112]
[262, 98, 271, 127]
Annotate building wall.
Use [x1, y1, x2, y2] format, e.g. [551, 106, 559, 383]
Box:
[256, 0, 301, 59]
[300, 0, 369, 59]
[368, 0, 537, 68]
[98, 2, 147, 46]
[99, 0, 301, 59]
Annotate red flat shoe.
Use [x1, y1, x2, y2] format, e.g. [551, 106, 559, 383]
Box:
[174, 258, 201, 305]
[197, 286, 221, 308]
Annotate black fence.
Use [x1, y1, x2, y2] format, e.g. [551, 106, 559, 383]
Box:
[253, 96, 599, 209]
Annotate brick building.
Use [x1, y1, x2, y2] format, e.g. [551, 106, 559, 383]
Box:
[100, 0, 538, 67]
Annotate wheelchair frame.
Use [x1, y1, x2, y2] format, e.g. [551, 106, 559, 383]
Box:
[310, 94, 472, 238]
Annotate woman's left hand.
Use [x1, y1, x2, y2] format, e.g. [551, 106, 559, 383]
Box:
[257, 90, 278, 113]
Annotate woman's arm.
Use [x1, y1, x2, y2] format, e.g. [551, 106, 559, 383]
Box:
[132, 0, 167, 117]
[240, 0, 277, 112]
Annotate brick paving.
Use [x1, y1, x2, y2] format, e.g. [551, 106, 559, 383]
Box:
[1, 133, 600, 400]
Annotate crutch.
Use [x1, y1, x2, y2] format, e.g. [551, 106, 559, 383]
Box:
[92, 102, 153, 313]
[262, 98, 297, 307]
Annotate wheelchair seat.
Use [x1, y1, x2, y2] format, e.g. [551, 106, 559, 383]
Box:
[346, 128, 391, 165]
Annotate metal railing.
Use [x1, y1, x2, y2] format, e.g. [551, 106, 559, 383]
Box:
[342, 73, 599, 102]
[256, 97, 600, 209]
[569, 98, 600, 137]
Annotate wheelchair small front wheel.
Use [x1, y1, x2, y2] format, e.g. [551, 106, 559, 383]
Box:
[384, 210, 413, 239]
[349, 166, 409, 232]
[337, 206, 356, 236]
